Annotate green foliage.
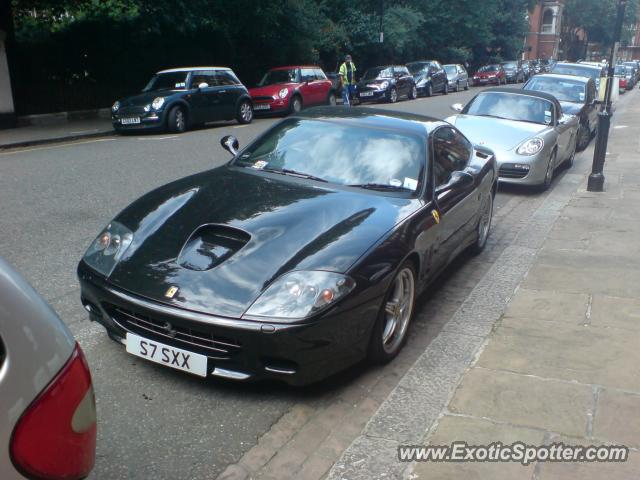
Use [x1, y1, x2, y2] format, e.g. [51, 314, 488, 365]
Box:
[10, 0, 534, 113]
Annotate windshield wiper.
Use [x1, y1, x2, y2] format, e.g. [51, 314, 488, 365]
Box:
[260, 167, 328, 182]
[348, 183, 411, 191]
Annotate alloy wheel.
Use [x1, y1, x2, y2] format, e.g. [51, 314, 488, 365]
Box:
[240, 102, 252, 123]
[389, 88, 398, 103]
[292, 97, 302, 113]
[381, 268, 415, 354]
[328, 93, 337, 106]
[175, 109, 185, 132]
[411, 85, 417, 99]
[477, 195, 493, 249]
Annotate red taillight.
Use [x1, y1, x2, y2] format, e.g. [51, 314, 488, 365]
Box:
[10, 343, 96, 480]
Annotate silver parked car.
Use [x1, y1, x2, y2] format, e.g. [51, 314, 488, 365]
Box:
[446, 88, 579, 190]
[0, 258, 96, 480]
[443, 64, 470, 92]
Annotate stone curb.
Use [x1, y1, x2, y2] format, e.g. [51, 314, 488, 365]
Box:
[0, 129, 116, 151]
[327, 120, 623, 479]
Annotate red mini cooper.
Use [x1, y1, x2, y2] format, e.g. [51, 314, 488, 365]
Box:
[249, 65, 336, 115]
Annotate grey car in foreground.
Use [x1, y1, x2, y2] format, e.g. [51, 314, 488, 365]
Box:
[446, 88, 579, 190]
[0, 258, 96, 480]
[443, 64, 470, 92]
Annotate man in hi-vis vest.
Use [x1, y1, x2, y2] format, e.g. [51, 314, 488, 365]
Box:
[339, 55, 357, 106]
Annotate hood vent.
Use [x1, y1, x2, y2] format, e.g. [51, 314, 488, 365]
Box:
[178, 225, 250, 271]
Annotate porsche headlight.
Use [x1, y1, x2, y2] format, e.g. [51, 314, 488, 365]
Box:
[151, 97, 165, 110]
[83, 221, 133, 277]
[516, 137, 545, 155]
[278, 88, 289, 99]
[244, 271, 356, 321]
[111, 101, 120, 112]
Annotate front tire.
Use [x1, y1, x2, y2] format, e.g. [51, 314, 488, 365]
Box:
[388, 87, 398, 103]
[442, 82, 449, 95]
[471, 192, 494, 254]
[167, 105, 187, 133]
[289, 95, 303, 114]
[540, 150, 557, 191]
[409, 85, 418, 100]
[368, 262, 417, 364]
[464, 80, 470, 90]
[455, 81, 460, 92]
[426, 83, 433, 97]
[236, 100, 253, 124]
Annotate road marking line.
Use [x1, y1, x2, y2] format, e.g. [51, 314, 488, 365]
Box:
[0, 138, 116, 156]
[233, 125, 249, 129]
[135, 135, 179, 140]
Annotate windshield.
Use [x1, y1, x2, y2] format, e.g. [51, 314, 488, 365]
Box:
[407, 63, 428, 75]
[259, 69, 299, 86]
[525, 77, 586, 103]
[233, 119, 425, 192]
[444, 65, 457, 75]
[465, 92, 554, 125]
[143, 72, 188, 92]
[502, 63, 517, 69]
[363, 67, 393, 80]
[478, 65, 498, 72]
[552, 64, 600, 81]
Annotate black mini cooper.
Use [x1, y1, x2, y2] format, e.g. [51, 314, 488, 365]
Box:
[111, 67, 254, 133]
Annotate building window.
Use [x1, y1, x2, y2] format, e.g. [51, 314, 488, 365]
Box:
[541, 8, 554, 34]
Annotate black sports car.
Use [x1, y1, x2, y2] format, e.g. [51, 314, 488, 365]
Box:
[111, 67, 253, 133]
[78, 107, 497, 385]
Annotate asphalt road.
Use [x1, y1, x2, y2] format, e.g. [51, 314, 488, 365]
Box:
[0, 85, 571, 479]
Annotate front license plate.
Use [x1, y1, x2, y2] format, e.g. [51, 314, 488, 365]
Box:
[360, 91, 374, 97]
[121, 117, 141, 125]
[125, 332, 208, 377]
[254, 104, 271, 110]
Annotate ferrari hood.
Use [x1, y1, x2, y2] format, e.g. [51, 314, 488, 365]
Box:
[106, 167, 418, 318]
[448, 114, 548, 151]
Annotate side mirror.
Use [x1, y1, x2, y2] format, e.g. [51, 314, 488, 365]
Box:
[435, 171, 473, 196]
[220, 135, 240, 156]
[198, 82, 209, 89]
[450, 103, 463, 113]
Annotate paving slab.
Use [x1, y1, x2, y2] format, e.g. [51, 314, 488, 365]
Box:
[593, 388, 640, 448]
[448, 368, 592, 438]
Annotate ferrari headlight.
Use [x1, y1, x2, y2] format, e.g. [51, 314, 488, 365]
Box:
[151, 97, 165, 110]
[111, 101, 120, 112]
[83, 221, 133, 277]
[278, 88, 289, 99]
[244, 271, 356, 321]
[516, 137, 544, 155]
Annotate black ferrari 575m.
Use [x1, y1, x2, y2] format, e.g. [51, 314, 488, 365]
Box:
[78, 107, 497, 385]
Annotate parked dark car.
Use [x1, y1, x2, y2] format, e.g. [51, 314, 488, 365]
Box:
[357, 65, 417, 103]
[406, 60, 448, 96]
[472, 64, 506, 85]
[249, 65, 336, 115]
[551, 62, 605, 90]
[500, 61, 525, 83]
[443, 64, 470, 91]
[524, 73, 598, 151]
[77, 107, 497, 386]
[622, 61, 639, 82]
[111, 67, 253, 133]
[614, 64, 630, 92]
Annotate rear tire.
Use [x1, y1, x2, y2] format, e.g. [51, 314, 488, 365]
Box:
[167, 106, 187, 133]
[367, 261, 416, 364]
[327, 91, 337, 106]
[236, 100, 253, 124]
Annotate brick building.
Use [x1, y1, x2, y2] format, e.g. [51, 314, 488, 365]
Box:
[524, 0, 565, 61]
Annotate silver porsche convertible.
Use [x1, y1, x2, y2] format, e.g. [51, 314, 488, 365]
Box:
[447, 88, 579, 190]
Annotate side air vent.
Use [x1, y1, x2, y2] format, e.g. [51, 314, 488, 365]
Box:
[178, 225, 250, 271]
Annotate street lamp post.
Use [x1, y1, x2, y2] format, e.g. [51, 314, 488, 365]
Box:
[587, 0, 627, 192]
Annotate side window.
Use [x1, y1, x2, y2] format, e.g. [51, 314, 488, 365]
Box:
[314, 68, 327, 80]
[301, 68, 316, 82]
[215, 70, 240, 86]
[432, 127, 472, 186]
[191, 71, 216, 88]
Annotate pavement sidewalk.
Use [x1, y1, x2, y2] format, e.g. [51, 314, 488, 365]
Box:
[328, 92, 640, 479]
[0, 116, 113, 149]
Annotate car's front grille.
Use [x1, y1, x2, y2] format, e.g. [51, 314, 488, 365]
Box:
[107, 304, 242, 359]
[499, 165, 529, 179]
[252, 96, 273, 102]
[117, 106, 147, 116]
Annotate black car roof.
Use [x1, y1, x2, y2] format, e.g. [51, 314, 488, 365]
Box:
[476, 87, 562, 111]
[294, 106, 446, 135]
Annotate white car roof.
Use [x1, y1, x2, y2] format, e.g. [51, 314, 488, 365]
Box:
[157, 67, 231, 73]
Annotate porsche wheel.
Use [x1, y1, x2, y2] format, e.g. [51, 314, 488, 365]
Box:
[368, 262, 416, 363]
[471, 193, 493, 254]
[540, 150, 557, 191]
